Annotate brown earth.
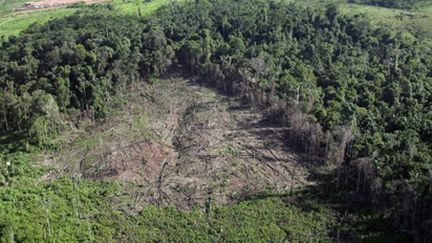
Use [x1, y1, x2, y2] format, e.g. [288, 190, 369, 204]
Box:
[14, 0, 107, 12]
[46, 75, 311, 211]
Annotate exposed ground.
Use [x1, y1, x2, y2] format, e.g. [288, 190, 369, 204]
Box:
[43, 75, 311, 210]
[14, 0, 106, 12]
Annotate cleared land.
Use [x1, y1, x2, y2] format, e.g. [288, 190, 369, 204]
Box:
[32, 75, 410, 241]
[43, 75, 310, 210]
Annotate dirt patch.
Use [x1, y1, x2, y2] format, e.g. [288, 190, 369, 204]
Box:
[48, 75, 311, 210]
[14, 0, 107, 12]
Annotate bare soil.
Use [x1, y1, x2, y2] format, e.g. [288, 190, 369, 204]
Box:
[46, 75, 311, 210]
[14, 0, 107, 12]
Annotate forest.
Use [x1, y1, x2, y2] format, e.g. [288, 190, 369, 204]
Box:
[0, 0, 432, 241]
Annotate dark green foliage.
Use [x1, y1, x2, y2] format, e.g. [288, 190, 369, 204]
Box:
[0, 11, 173, 145]
[148, 0, 432, 179]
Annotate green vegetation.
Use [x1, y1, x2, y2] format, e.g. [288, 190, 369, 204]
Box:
[0, 0, 28, 15]
[0, 153, 336, 242]
[340, 2, 432, 43]
[0, 8, 77, 38]
[112, 0, 186, 16]
[1, 0, 432, 241]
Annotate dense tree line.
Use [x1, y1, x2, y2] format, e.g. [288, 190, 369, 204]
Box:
[0, 0, 431, 240]
[0, 10, 173, 146]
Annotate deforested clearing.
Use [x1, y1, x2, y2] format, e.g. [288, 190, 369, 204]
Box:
[47, 75, 310, 210]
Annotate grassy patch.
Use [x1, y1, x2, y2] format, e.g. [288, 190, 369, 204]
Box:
[339, 2, 432, 41]
[224, 144, 240, 157]
[0, 0, 29, 15]
[112, 0, 185, 16]
[0, 8, 77, 38]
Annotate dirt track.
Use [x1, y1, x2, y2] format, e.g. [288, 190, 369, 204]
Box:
[49, 75, 311, 210]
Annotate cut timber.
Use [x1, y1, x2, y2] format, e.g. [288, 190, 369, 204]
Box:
[48, 75, 312, 211]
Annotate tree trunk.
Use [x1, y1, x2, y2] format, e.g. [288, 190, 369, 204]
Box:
[3, 111, 9, 131]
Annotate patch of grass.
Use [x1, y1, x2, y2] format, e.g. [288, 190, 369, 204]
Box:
[224, 144, 240, 157]
[0, 0, 29, 15]
[132, 114, 154, 139]
[339, 2, 432, 42]
[0, 8, 77, 38]
[112, 0, 185, 16]
[147, 75, 162, 85]
[289, 0, 432, 44]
